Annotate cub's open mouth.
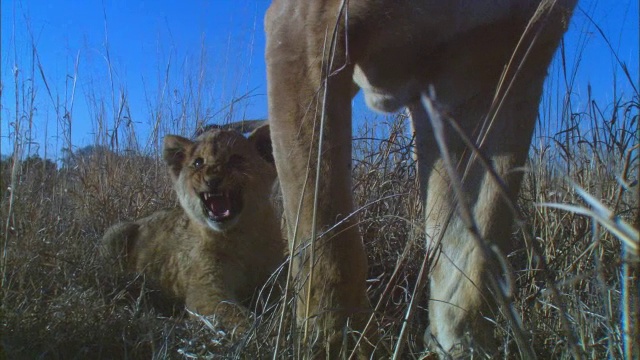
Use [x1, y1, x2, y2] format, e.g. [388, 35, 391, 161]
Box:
[200, 190, 243, 223]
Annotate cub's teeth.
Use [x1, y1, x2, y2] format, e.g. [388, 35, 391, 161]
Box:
[203, 193, 209, 200]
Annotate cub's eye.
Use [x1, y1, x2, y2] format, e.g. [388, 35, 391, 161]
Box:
[193, 157, 204, 169]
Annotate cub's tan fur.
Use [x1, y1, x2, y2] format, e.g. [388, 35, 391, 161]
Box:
[101, 125, 284, 329]
[265, 0, 576, 356]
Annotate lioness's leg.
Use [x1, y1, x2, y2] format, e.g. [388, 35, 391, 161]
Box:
[411, 92, 540, 356]
[410, 9, 573, 355]
[265, 0, 370, 349]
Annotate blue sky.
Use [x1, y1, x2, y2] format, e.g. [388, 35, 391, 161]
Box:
[1, 0, 638, 159]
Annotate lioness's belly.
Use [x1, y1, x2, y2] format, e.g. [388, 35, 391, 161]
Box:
[353, 65, 418, 113]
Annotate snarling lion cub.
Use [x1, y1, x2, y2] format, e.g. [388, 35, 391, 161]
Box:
[101, 124, 284, 329]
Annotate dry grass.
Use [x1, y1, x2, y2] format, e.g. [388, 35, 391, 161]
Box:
[1, 11, 638, 360]
[2, 103, 636, 358]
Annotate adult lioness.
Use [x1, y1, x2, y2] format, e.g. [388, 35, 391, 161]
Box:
[101, 124, 284, 329]
[265, 0, 576, 357]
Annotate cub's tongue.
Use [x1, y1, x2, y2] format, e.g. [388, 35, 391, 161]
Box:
[205, 194, 231, 219]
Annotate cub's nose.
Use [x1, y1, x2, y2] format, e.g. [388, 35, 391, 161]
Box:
[205, 177, 223, 191]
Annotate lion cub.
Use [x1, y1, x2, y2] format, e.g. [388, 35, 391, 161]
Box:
[101, 124, 284, 329]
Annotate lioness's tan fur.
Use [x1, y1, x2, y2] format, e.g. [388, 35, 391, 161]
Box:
[265, 0, 576, 356]
[101, 125, 284, 329]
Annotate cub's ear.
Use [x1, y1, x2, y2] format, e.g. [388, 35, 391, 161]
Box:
[247, 123, 274, 165]
[163, 135, 193, 179]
